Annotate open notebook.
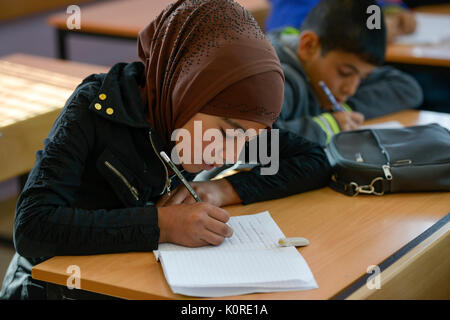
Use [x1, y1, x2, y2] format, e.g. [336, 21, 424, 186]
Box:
[154, 211, 318, 297]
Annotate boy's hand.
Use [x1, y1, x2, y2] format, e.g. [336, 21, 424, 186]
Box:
[386, 11, 417, 43]
[398, 11, 417, 34]
[158, 202, 233, 247]
[156, 179, 241, 208]
[332, 111, 365, 131]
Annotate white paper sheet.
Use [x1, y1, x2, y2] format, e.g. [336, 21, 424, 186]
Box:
[359, 120, 404, 130]
[395, 13, 450, 45]
[416, 110, 450, 131]
[411, 44, 450, 60]
[154, 211, 285, 259]
[154, 211, 318, 297]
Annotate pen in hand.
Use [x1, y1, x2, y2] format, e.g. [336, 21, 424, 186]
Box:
[160, 151, 203, 203]
[318, 81, 344, 112]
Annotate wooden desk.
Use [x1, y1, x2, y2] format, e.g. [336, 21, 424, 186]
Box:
[0, 0, 94, 22]
[0, 54, 107, 182]
[386, 5, 450, 67]
[32, 110, 450, 300]
[47, 1, 449, 66]
[47, 0, 270, 59]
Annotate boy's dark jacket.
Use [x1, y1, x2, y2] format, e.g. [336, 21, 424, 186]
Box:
[0, 62, 331, 299]
[268, 29, 424, 146]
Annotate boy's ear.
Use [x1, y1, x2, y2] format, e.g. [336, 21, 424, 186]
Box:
[297, 31, 321, 62]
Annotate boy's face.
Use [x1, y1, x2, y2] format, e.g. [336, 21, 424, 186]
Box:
[298, 32, 375, 110]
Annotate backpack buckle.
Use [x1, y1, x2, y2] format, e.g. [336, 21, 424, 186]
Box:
[350, 177, 385, 196]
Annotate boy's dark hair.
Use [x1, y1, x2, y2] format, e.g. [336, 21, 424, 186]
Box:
[301, 0, 386, 66]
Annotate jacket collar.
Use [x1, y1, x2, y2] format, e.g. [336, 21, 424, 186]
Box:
[268, 28, 322, 113]
[88, 62, 151, 129]
[268, 28, 310, 81]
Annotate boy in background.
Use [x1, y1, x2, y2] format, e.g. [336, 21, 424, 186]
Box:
[266, 0, 417, 43]
[270, 0, 423, 146]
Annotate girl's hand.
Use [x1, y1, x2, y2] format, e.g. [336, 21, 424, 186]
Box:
[157, 202, 233, 247]
[156, 179, 241, 208]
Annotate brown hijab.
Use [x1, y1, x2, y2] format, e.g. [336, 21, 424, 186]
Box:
[137, 0, 284, 147]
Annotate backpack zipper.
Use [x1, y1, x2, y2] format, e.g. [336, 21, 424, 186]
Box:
[382, 164, 393, 180]
[104, 160, 140, 201]
[371, 130, 394, 181]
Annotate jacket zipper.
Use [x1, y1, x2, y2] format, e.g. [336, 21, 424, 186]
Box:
[104, 161, 140, 201]
[148, 130, 172, 195]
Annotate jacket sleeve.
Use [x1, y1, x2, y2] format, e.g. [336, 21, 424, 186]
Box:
[275, 115, 335, 147]
[224, 129, 331, 205]
[347, 66, 424, 119]
[14, 89, 160, 259]
[274, 67, 336, 147]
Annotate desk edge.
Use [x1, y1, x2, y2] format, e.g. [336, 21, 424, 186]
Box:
[332, 212, 450, 300]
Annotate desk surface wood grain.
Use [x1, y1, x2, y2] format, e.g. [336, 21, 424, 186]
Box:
[0, 54, 107, 181]
[1, 54, 108, 78]
[47, 0, 270, 37]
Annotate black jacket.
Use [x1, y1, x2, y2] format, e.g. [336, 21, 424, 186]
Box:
[0, 62, 331, 299]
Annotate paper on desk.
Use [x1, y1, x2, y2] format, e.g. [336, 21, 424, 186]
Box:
[416, 110, 450, 131]
[154, 211, 284, 260]
[411, 44, 450, 60]
[359, 121, 404, 130]
[358, 114, 450, 131]
[154, 211, 318, 297]
[160, 247, 317, 297]
[395, 13, 450, 45]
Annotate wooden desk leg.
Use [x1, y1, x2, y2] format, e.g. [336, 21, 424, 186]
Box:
[56, 29, 68, 60]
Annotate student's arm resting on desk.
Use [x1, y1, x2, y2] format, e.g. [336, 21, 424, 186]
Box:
[13, 94, 160, 259]
[347, 66, 424, 119]
[224, 129, 331, 205]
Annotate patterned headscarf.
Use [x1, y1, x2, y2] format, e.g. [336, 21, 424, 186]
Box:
[137, 0, 284, 146]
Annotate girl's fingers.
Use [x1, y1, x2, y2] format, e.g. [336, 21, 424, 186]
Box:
[183, 196, 197, 205]
[156, 193, 170, 207]
[165, 187, 187, 205]
[205, 216, 233, 238]
[200, 229, 227, 246]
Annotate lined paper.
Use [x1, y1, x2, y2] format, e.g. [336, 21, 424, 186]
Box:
[154, 211, 285, 259]
[155, 211, 318, 297]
